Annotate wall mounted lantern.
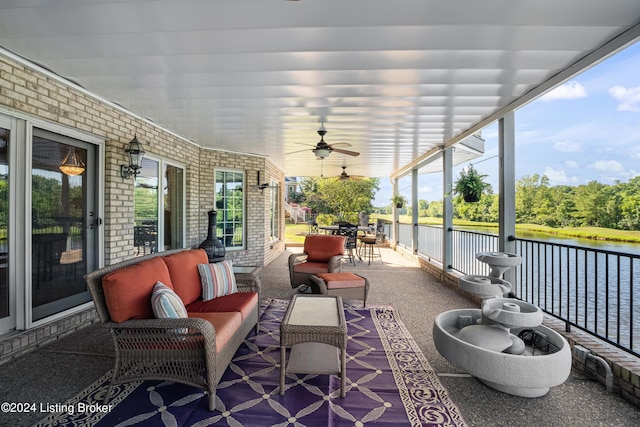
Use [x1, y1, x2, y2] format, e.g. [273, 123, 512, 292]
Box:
[120, 135, 145, 179]
[59, 146, 85, 176]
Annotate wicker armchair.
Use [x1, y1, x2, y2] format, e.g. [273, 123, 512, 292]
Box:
[85, 249, 260, 412]
[288, 234, 346, 289]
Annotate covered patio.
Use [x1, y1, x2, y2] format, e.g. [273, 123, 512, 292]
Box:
[1, 247, 638, 426]
[0, 1, 640, 424]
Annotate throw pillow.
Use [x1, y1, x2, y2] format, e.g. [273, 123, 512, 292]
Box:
[197, 260, 237, 301]
[151, 281, 188, 319]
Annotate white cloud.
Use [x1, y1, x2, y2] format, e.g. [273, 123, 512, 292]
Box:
[540, 81, 587, 101]
[629, 145, 640, 159]
[588, 160, 625, 173]
[553, 140, 582, 152]
[543, 167, 578, 184]
[565, 160, 579, 168]
[629, 169, 640, 178]
[609, 85, 640, 112]
[418, 185, 433, 194]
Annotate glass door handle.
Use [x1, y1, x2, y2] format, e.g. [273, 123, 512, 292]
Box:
[88, 212, 102, 229]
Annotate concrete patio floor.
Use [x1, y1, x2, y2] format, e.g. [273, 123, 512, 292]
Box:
[0, 247, 638, 426]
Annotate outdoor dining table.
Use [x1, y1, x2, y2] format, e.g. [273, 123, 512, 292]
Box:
[318, 225, 369, 235]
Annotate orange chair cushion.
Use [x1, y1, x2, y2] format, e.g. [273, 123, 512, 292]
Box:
[303, 234, 346, 262]
[186, 291, 258, 321]
[162, 249, 209, 305]
[188, 311, 243, 353]
[102, 257, 173, 322]
[316, 272, 365, 289]
[294, 261, 331, 275]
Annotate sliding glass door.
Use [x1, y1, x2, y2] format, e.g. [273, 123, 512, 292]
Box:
[31, 129, 98, 322]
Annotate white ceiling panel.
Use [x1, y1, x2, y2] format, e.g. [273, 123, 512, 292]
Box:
[0, 0, 639, 177]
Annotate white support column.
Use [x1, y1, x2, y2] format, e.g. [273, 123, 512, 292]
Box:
[499, 112, 516, 286]
[412, 169, 419, 254]
[392, 178, 399, 245]
[443, 146, 453, 271]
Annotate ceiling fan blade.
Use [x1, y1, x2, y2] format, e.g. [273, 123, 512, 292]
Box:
[285, 148, 312, 155]
[329, 142, 352, 148]
[332, 148, 360, 157]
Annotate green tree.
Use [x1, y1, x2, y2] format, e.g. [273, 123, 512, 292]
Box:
[573, 181, 609, 227]
[515, 174, 549, 223]
[298, 176, 380, 222]
[618, 177, 640, 230]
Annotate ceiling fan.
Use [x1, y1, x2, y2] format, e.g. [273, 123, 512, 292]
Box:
[336, 166, 364, 181]
[287, 127, 360, 159]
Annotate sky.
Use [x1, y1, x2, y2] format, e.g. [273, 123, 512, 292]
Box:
[372, 40, 640, 207]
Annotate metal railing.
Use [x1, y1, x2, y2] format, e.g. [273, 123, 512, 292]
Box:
[513, 237, 639, 358]
[395, 223, 640, 357]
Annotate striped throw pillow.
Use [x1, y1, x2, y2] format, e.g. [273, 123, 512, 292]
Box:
[151, 281, 187, 319]
[197, 260, 237, 301]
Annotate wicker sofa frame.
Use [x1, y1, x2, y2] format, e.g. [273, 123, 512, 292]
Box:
[85, 249, 260, 411]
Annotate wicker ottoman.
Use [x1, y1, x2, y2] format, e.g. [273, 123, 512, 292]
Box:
[310, 272, 369, 307]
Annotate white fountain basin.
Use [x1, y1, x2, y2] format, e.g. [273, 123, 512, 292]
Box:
[481, 298, 543, 329]
[459, 275, 512, 299]
[433, 309, 572, 398]
[475, 251, 521, 267]
[475, 252, 522, 278]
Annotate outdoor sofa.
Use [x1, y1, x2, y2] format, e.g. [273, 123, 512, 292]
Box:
[85, 248, 260, 411]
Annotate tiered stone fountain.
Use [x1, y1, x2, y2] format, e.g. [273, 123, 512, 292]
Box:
[433, 252, 572, 397]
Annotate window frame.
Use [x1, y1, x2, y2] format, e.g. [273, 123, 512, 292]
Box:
[214, 168, 245, 251]
[134, 154, 186, 253]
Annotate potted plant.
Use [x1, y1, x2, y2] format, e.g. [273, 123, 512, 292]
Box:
[391, 194, 407, 208]
[453, 164, 490, 202]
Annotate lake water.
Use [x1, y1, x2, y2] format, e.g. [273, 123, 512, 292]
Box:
[459, 226, 640, 256]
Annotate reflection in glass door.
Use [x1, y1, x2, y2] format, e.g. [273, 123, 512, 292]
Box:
[31, 130, 96, 322]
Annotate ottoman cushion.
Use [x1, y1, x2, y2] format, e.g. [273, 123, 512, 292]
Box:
[316, 272, 365, 289]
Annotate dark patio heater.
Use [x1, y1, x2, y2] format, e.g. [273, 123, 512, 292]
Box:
[199, 210, 226, 262]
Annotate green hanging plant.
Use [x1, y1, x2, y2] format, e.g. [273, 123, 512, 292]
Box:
[391, 194, 407, 208]
[453, 164, 490, 202]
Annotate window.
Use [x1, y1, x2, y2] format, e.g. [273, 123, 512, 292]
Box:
[134, 157, 184, 255]
[269, 179, 279, 241]
[215, 170, 244, 249]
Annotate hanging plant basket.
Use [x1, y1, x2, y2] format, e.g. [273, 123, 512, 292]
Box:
[454, 164, 490, 203]
[463, 193, 481, 203]
[391, 195, 407, 209]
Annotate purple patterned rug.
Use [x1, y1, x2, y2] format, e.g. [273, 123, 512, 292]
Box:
[37, 299, 466, 426]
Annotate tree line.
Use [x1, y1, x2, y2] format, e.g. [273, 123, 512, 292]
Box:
[378, 174, 640, 231]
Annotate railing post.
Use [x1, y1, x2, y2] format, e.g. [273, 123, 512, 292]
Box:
[412, 169, 419, 254]
[392, 178, 400, 245]
[499, 112, 516, 286]
[443, 146, 453, 271]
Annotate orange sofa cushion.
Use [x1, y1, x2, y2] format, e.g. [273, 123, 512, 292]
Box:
[102, 257, 173, 322]
[316, 272, 365, 289]
[162, 249, 209, 305]
[304, 234, 346, 262]
[186, 292, 258, 321]
[189, 311, 243, 353]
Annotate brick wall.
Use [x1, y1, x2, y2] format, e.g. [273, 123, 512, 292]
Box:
[0, 52, 284, 267]
[0, 52, 286, 356]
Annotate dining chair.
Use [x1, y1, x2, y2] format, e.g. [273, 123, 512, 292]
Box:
[336, 223, 359, 265]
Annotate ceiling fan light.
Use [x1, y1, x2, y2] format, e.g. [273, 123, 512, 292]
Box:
[314, 148, 330, 159]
